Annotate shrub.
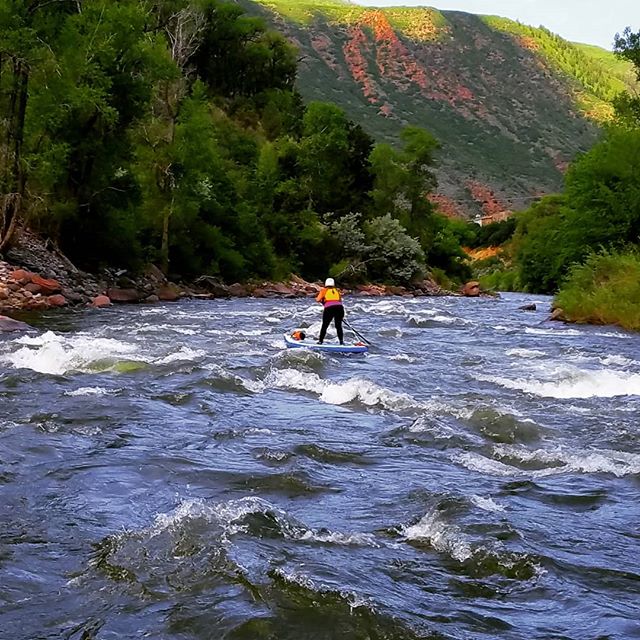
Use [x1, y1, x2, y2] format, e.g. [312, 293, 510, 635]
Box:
[554, 249, 640, 331]
[364, 214, 425, 284]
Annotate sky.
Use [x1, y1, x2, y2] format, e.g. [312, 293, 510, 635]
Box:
[353, 0, 640, 49]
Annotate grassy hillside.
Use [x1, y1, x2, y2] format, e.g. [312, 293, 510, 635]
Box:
[239, 0, 635, 217]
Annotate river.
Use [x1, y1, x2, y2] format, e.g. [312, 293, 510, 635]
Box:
[1, 293, 639, 640]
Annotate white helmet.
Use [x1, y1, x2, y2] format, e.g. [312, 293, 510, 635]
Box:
[324, 277, 335, 287]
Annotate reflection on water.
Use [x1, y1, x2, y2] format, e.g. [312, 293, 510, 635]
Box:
[1, 293, 639, 640]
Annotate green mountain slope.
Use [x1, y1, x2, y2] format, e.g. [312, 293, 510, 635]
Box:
[238, 0, 636, 217]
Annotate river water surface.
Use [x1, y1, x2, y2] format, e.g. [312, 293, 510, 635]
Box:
[1, 293, 639, 640]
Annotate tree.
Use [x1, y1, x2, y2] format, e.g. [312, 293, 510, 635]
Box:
[614, 28, 640, 126]
[369, 125, 438, 241]
[0, 0, 74, 251]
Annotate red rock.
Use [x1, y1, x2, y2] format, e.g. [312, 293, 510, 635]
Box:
[462, 281, 481, 297]
[31, 274, 61, 295]
[106, 288, 141, 303]
[91, 295, 112, 308]
[10, 269, 32, 285]
[47, 294, 67, 307]
[264, 282, 296, 296]
[228, 283, 249, 298]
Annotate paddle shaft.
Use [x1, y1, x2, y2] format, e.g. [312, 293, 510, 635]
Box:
[343, 318, 372, 345]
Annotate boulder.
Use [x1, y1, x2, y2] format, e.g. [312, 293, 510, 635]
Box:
[106, 287, 141, 303]
[144, 294, 160, 304]
[262, 282, 297, 297]
[385, 285, 407, 296]
[0, 315, 31, 332]
[550, 307, 566, 322]
[91, 295, 112, 308]
[0, 285, 9, 301]
[228, 283, 249, 298]
[194, 276, 230, 298]
[31, 274, 61, 295]
[24, 282, 43, 295]
[462, 281, 481, 297]
[47, 294, 68, 307]
[10, 269, 32, 285]
[156, 283, 181, 302]
[355, 284, 384, 296]
[519, 303, 537, 311]
[144, 263, 167, 284]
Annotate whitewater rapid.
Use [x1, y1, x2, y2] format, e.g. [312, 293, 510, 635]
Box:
[1, 293, 639, 640]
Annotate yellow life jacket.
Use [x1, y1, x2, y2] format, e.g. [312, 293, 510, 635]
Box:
[323, 287, 341, 302]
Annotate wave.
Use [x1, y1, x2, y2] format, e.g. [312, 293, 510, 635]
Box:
[0, 331, 140, 375]
[401, 507, 540, 579]
[455, 445, 640, 478]
[505, 348, 546, 359]
[469, 495, 506, 513]
[264, 368, 420, 410]
[402, 508, 473, 562]
[477, 366, 640, 398]
[149, 496, 380, 547]
[64, 386, 120, 397]
[0, 331, 209, 376]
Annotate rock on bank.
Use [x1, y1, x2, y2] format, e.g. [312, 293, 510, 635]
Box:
[1, 230, 451, 313]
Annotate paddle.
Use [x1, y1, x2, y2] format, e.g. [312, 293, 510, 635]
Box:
[343, 317, 372, 346]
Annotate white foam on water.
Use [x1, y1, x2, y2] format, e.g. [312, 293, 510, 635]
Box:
[525, 327, 583, 337]
[321, 378, 416, 409]
[407, 415, 461, 440]
[264, 368, 419, 410]
[155, 346, 206, 365]
[389, 353, 417, 363]
[506, 348, 546, 359]
[0, 331, 140, 375]
[452, 452, 517, 477]
[493, 444, 640, 478]
[477, 366, 640, 398]
[148, 496, 379, 547]
[402, 509, 473, 562]
[455, 445, 640, 478]
[593, 331, 633, 340]
[470, 495, 506, 513]
[599, 354, 635, 367]
[206, 328, 270, 337]
[407, 311, 471, 327]
[64, 387, 119, 397]
[133, 323, 198, 336]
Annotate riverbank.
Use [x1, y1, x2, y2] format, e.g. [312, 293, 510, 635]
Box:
[0, 230, 451, 316]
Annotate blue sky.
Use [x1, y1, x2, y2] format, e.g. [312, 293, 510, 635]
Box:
[353, 0, 640, 49]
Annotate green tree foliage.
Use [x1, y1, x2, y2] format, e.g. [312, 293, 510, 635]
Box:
[515, 128, 640, 293]
[469, 218, 517, 248]
[614, 28, 640, 126]
[0, 0, 470, 285]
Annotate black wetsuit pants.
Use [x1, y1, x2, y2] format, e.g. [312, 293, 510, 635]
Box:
[319, 305, 344, 344]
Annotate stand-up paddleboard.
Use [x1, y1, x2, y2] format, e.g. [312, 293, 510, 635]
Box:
[284, 332, 368, 354]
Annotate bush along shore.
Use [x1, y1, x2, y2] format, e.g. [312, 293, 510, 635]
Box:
[0, 230, 461, 323]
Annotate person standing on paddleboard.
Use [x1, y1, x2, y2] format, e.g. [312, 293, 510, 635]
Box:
[316, 278, 344, 345]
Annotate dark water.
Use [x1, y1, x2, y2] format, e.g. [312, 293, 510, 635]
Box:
[1, 293, 639, 640]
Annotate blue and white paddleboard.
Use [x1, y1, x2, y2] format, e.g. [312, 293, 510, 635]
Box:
[283, 333, 368, 354]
